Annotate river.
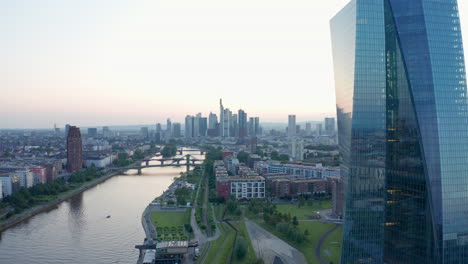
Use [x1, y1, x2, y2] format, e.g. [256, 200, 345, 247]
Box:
[0, 151, 204, 264]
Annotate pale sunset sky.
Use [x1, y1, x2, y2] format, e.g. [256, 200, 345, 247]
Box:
[2, 0, 468, 128]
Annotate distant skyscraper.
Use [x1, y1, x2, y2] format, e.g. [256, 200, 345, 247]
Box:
[316, 123, 322, 136]
[173, 123, 181, 138]
[332, 0, 468, 263]
[155, 123, 162, 142]
[199, 117, 207, 137]
[208, 112, 217, 129]
[248, 117, 259, 137]
[238, 109, 247, 139]
[250, 137, 257, 154]
[324, 117, 335, 135]
[305, 123, 312, 135]
[140, 127, 149, 139]
[87, 128, 97, 137]
[185, 115, 194, 139]
[231, 114, 238, 137]
[288, 115, 296, 137]
[166, 118, 172, 139]
[66, 126, 82, 172]
[223, 108, 232, 137]
[102, 126, 110, 137]
[194, 113, 201, 137]
[65, 124, 70, 136]
[208, 112, 219, 137]
[219, 99, 225, 137]
[156, 123, 162, 133]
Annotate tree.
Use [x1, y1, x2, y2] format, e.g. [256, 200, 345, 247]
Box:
[235, 236, 248, 259]
[237, 151, 249, 163]
[132, 149, 145, 160]
[292, 216, 299, 227]
[227, 199, 238, 213]
[161, 144, 177, 158]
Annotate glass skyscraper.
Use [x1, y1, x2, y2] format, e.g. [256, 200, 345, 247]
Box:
[331, 0, 468, 263]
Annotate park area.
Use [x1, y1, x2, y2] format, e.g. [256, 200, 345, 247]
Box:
[151, 211, 189, 241]
[275, 200, 332, 220]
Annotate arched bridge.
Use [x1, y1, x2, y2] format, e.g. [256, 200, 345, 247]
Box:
[109, 154, 204, 175]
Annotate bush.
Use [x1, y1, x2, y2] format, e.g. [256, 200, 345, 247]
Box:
[235, 236, 248, 259]
[184, 223, 193, 233]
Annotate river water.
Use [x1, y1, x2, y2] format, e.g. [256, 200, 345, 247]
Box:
[0, 151, 203, 264]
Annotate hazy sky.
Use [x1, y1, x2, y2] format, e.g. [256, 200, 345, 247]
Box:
[3, 0, 468, 129]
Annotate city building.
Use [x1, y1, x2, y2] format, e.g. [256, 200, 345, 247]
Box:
[172, 123, 181, 138]
[140, 127, 149, 139]
[15, 169, 34, 188]
[316, 123, 322, 136]
[84, 155, 113, 168]
[199, 117, 207, 137]
[266, 163, 339, 179]
[66, 126, 83, 172]
[331, 0, 468, 262]
[271, 178, 327, 198]
[329, 177, 343, 218]
[208, 112, 217, 129]
[223, 108, 232, 137]
[65, 124, 70, 137]
[29, 166, 46, 185]
[238, 109, 247, 140]
[217, 176, 265, 200]
[288, 138, 304, 161]
[194, 114, 200, 137]
[102, 126, 111, 138]
[184, 115, 194, 139]
[0, 175, 12, 197]
[87, 128, 98, 137]
[305, 122, 312, 136]
[155, 123, 162, 142]
[166, 118, 172, 139]
[324, 117, 335, 135]
[219, 99, 225, 137]
[248, 117, 259, 137]
[288, 115, 296, 137]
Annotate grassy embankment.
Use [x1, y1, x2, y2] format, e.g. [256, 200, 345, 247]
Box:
[251, 200, 341, 264]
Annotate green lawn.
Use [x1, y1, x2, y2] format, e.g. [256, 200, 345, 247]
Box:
[214, 204, 225, 221]
[259, 221, 339, 264]
[150, 211, 186, 228]
[276, 200, 332, 220]
[322, 225, 342, 264]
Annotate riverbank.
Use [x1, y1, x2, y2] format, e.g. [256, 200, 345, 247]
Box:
[0, 153, 159, 233]
[0, 170, 120, 232]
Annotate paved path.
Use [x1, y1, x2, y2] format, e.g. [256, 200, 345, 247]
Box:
[245, 220, 307, 264]
[316, 224, 340, 264]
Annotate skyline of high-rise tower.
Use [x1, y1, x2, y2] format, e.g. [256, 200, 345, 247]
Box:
[332, 0, 468, 263]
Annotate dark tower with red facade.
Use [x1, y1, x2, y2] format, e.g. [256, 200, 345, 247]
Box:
[66, 126, 82, 172]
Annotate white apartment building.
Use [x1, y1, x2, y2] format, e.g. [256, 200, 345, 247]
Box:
[229, 177, 265, 199]
[0, 176, 13, 197]
[289, 138, 304, 161]
[15, 170, 34, 188]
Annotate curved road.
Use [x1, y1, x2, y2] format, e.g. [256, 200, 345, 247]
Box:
[316, 224, 340, 264]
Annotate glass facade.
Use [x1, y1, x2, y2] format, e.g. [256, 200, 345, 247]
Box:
[331, 0, 468, 263]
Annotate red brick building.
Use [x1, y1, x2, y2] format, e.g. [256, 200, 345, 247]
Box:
[271, 178, 327, 198]
[66, 126, 83, 173]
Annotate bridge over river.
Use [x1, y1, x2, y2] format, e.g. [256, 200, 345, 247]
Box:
[109, 154, 204, 174]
